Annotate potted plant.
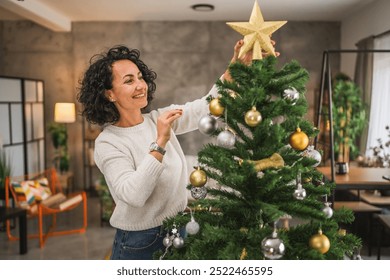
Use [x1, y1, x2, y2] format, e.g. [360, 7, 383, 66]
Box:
[0, 148, 11, 200]
[332, 73, 367, 173]
[48, 123, 70, 172]
[95, 175, 114, 225]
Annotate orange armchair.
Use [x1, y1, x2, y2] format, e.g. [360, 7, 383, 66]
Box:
[5, 168, 87, 248]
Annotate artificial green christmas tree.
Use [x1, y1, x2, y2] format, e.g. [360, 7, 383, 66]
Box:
[158, 1, 361, 260]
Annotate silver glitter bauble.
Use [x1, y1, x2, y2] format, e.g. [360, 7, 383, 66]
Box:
[198, 115, 218, 135]
[163, 235, 172, 247]
[272, 115, 286, 125]
[322, 202, 333, 218]
[185, 218, 200, 235]
[261, 233, 285, 260]
[293, 185, 306, 200]
[217, 130, 236, 149]
[172, 236, 184, 248]
[191, 186, 207, 200]
[283, 87, 299, 105]
[302, 145, 322, 167]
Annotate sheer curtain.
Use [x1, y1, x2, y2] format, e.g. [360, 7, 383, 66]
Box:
[366, 33, 390, 157]
[354, 36, 374, 155]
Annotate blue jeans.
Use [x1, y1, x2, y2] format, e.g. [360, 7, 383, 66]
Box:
[110, 226, 165, 260]
[110, 226, 186, 260]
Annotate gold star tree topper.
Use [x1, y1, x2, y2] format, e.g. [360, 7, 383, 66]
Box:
[227, 1, 287, 60]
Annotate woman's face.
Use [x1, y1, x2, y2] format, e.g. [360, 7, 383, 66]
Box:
[106, 59, 148, 113]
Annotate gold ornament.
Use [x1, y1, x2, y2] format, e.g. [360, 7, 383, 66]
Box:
[279, 214, 292, 230]
[303, 176, 312, 183]
[309, 229, 330, 254]
[245, 106, 262, 127]
[226, 1, 287, 60]
[189, 167, 207, 187]
[247, 153, 285, 171]
[289, 127, 309, 151]
[209, 98, 224, 117]
[240, 247, 247, 260]
[195, 204, 204, 211]
[338, 229, 347, 236]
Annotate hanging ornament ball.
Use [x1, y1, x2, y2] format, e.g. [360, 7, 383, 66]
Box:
[302, 145, 322, 167]
[191, 186, 207, 200]
[293, 186, 306, 200]
[309, 229, 330, 254]
[190, 167, 207, 187]
[217, 129, 236, 149]
[283, 87, 300, 104]
[163, 235, 172, 247]
[198, 114, 218, 135]
[209, 98, 224, 117]
[172, 236, 184, 249]
[185, 218, 200, 235]
[289, 127, 309, 151]
[338, 229, 347, 236]
[261, 235, 285, 260]
[322, 202, 333, 218]
[272, 115, 286, 125]
[245, 106, 262, 127]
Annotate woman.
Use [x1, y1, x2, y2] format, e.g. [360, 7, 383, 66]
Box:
[77, 40, 267, 259]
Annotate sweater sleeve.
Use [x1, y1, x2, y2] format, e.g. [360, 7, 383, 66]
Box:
[94, 138, 164, 208]
[151, 83, 220, 135]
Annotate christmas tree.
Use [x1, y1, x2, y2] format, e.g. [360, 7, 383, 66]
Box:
[158, 1, 361, 260]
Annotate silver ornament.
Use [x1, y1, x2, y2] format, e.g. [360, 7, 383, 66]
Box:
[272, 115, 286, 125]
[302, 145, 322, 167]
[163, 235, 172, 247]
[261, 231, 285, 260]
[191, 186, 207, 199]
[322, 202, 333, 218]
[172, 236, 184, 248]
[293, 183, 306, 200]
[217, 129, 236, 149]
[283, 87, 299, 104]
[185, 218, 200, 235]
[198, 115, 218, 135]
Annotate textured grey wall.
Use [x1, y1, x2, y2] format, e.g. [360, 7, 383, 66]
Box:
[0, 20, 340, 188]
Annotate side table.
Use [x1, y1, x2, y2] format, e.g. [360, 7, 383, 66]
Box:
[0, 206, 27, 254]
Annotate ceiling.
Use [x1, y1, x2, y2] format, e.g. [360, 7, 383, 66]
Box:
[0, 0, 376, 32]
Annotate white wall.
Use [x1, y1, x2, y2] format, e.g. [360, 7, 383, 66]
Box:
[341, 0, 390, 76]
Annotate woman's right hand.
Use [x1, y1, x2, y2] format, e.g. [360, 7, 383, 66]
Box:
[223, 39, 279, 82]
[156, 109, 183, 147]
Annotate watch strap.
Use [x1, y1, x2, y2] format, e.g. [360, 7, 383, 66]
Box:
[150, 142, 166, 155]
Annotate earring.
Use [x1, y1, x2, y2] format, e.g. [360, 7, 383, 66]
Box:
[110, 98, 116, 102]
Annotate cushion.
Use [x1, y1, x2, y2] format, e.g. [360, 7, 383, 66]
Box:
[28, 178, 52, 201]
[12, 177, 52, 206]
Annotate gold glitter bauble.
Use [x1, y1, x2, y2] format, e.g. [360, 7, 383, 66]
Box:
[309, 229, 330, 254]
[245, 106, 262, 127]
[289, 127, 309, 151]
[209, 98, 224, 117]
[189, 167, 207, 187]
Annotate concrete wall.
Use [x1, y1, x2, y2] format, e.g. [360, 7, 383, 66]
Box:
[0, 20, 340, 188]
[341, 0, 390, 76]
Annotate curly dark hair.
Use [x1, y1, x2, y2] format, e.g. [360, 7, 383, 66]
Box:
[77, 45, 157, 125]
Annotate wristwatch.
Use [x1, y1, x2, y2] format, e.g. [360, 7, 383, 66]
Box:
[149, 142, 166, 155]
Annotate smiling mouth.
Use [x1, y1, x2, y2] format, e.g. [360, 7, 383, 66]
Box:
[133, 93, 145, 99]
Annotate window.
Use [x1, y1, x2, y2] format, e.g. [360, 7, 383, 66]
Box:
[365, 34, 390, 157]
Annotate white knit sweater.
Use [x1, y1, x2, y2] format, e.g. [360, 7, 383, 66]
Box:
[94, 84, 218, 231]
